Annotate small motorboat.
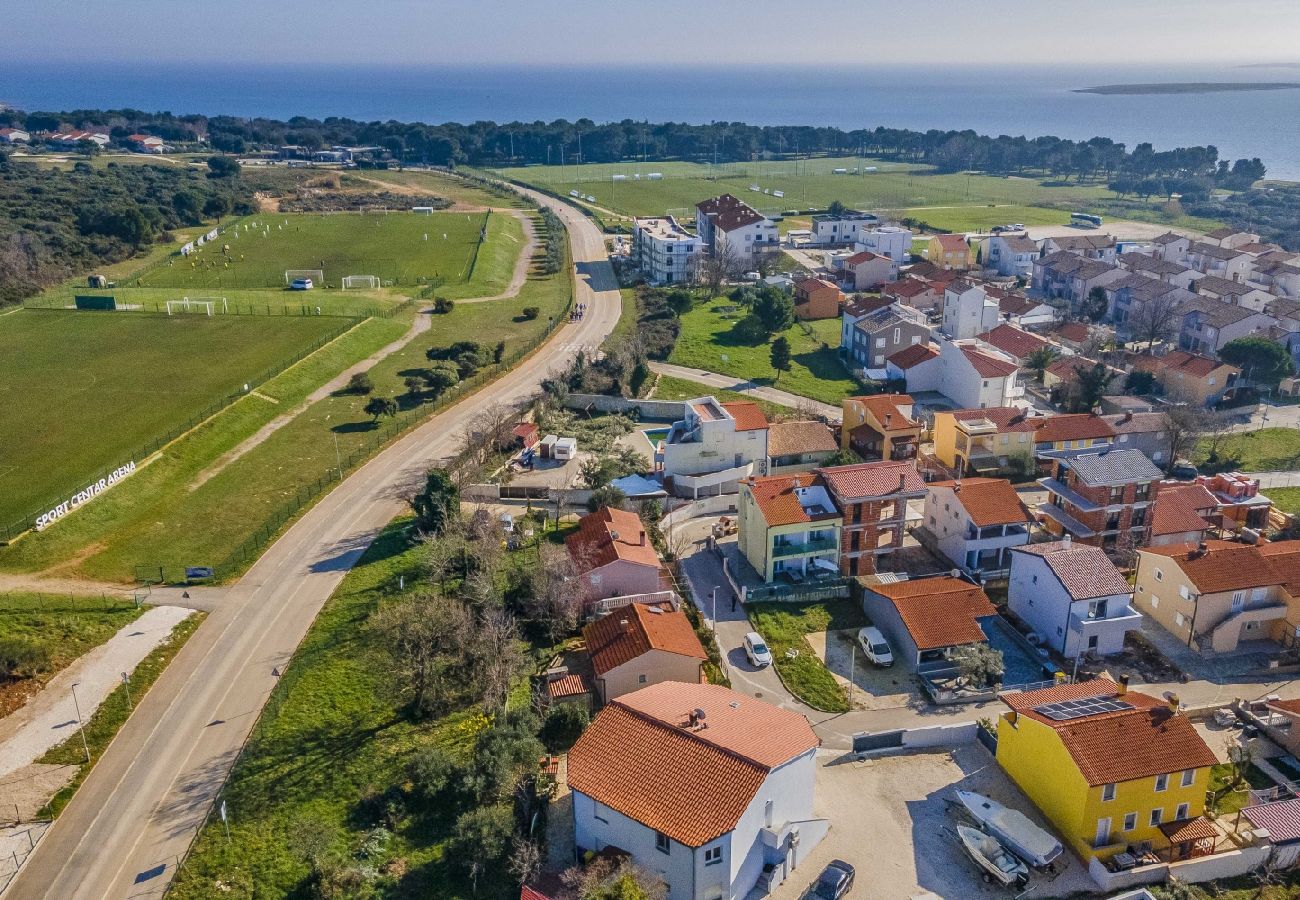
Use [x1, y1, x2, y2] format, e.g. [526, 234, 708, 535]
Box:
[957, 825, 1029, 888]
[957, 790, 1064, 869]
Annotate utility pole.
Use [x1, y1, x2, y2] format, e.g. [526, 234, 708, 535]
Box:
[849, 644, 856, 704]
[71, 682, 91, 764]
[121, 671, 133, 710]
[711, 586, 718, 632]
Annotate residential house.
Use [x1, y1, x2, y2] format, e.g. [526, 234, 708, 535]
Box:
[1152, 231, 1192, 263]
[840, 250, 894, 291]
[977, 323, 1051, 364]
[738, 473, 842, 583]
[695, 194, 778, 264]
[1117, 252, 1197, 289]
[661, 398, 770, 497]
[931, 407, 1040, 475]
[810, 211, 879, 246]
[792, 277, 843, 320]
[1103, 274, 1196, 342]
[1101, 411, 1170, 465]
[633, 216, 702, 285]
[842, 305, 930, 373]
[1147, 483, 1218, 547]
[1131, 351, 1240, 406]
[854, 225, 913, 263]
[881, 278, 942, 314]
[839, 394, 922, 461]
[1134, 541, 1289, 653]
[567, 507, 669, 602]
[1254, 257, 1300, 299]
[942, 280, 1000, 340]
[767, 421, 838, 474]
[0, 128, 31, 144]
[1042, 356, 1122, 399]
[568, 682, 826, 900]
[1193, 472, 1273, 531]
[582, 601, 708, 704]
[1054, 321, 1095, 351]
[1204, 228, 1260, 251]
[995, 679, 1218, 864]
[858, 576, 998, 671]
[1033, 413, 1116, 459]
[1038, 448, 1162, 549]
[937, 338, 1022, 409]
[1032, 251, 1124, 312]
[1183, 241, 1254, 282]
[997, 292, 1058, 329]
[1040, 234, 1118, 262]
[127, 133, 165, 153]
[884, 343, 942, 393]
[928, 234, 972, 271]
[819, 460, 926, 576]
[1192, 274, 1274, 312]
[1009, 539, 1139, 657]
[921, 478, 1034, 578]
[982, 233, 1040, 278]
[838, 294, 893, 351]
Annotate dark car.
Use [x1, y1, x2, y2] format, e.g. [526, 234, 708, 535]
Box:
[812, 859, 855, 899]
[1169, 459, 1199, 481]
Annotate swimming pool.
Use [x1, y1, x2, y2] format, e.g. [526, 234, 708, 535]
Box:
[980, 616, 1057, 688]
[641, 426, 670, 450]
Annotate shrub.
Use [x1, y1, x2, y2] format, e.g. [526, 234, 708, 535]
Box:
[541, 703, 589, 752]
[521, 306, 540, 320]
[344, 372, 374, 395]
[0, 636, 49, 681]
[433, 296, 455, 314]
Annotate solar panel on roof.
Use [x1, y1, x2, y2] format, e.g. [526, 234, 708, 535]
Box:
[1034, 697, 1133, 721]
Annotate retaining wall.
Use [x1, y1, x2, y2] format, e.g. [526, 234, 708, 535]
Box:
[564, 393, 686, 420]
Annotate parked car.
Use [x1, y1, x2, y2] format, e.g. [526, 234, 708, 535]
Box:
[289, 277, 314, 291]
[743, 631, 773, 667]
[1169, 459, 1199, 481]
[856, 626, 894, 667]
[812, 859, 855, 899]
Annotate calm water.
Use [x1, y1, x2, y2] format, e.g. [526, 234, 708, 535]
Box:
[3, 62, 1300, 179]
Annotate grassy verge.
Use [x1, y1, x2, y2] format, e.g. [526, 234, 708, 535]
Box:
[1207, 761, 1276, 817]
[747, 601, 866, 713]
[168, 520, 501, 900]
[649, 374, 793, 418]
[668, 301, 857, 405]
[1268, 487, 1300, 515]
[36, 610, 206, 818]
[602, 288, 639, 351]
[1195, 427, 1300, 472]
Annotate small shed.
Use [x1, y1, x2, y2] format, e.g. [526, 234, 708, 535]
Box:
[511, 422, 540, 450]
[554, 436, 578, 461]
[538, 434, 559, 459]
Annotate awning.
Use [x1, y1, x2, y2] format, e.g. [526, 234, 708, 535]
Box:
[1158, 817, 1217, 844]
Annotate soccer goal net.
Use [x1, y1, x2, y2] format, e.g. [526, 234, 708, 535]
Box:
[166, 297, 225, 316]
[341, 274, 381, 291]
[284, 269, 324, 285]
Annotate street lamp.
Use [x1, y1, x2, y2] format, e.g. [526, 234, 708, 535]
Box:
[70, 682, 91, 764]
[710, 586, 718, 632]
[121, 671, 133, 710]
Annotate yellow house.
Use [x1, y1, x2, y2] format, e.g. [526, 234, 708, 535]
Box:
[737, 472, 842, 583]
[931, 407, 1039, 474]
[995, 679, 1218, 864]
[928, 233, 972, 270]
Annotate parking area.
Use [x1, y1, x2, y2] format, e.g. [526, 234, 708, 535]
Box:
[769, 745, 1096, 900]
[805, 628, 925, 711]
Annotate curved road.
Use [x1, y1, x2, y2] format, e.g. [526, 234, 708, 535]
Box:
[6, 191, 619, 899]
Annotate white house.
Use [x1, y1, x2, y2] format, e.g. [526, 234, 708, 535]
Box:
[1039, 234, 1118, 262]
[942, 280, 1000, 340]
[810, 212, 878, 246]
[569, 682, 827, 900]
[1192, 274, 1274, 312]
[695, 194, 778, 264]
[935, 337, 1022, 409]
[633, 216, 702, 285]
[921, 478, 1034, 578]
[1183, 241, 1255, 282]
[1008, 538, 1141, 657]
[853, 225, 914, 264]
[840, 250, 895, 290]
[0, 128, 31, 144]
[1152, 232, 1192, 263]
[885, 343, 942, 392]
[661, 397, 770, 497]
[981, 233, 1040, 278]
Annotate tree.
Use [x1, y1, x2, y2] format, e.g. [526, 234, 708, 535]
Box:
[508, 837, 543, 888]
[1162, 406, 1215, 469]
[450, 805, 515, 892]
[588, 484, 627, 511]
[364, 395, 398, 422]
[1024, 346, 1059, 383]
[770, 335, 792, 383]
[664, 289, 693, 316]
[824, 447, 860, 467]
[1124, 369, 1156, 394]
[420, 361, 460, 397]
[0, 636, 49, 681]
[433, 296, 455, 314]
[469, 708, 544, 803]
[344, 372, 374, 395]
[827, 200, 848, 217]
[953, 643, 1005, 687]
[1220, 336, 1294, 387]
[1063, 362, 1112, 413]
[202, 194, 232, 222]
[473, 607, 526, 713]
[1126, 291, 1183, 347]
[206, 155, 241, 178]
[541, 702, 589, 752]
[371, 594, 476, 717]
[751, 287, 795, 334]
[562, 858, 667, 900]
[407, 746, 459, 806]
[1082, 286, 1109, 323]
[694, 243, 743, 295]
[521, 306, 540, 320]
[410, 468, 459, 536]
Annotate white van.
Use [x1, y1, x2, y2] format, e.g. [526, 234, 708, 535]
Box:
[857, 626, 894, 667]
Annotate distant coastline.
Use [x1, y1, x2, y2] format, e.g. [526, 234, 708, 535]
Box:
[1075, 81, 1300, 95]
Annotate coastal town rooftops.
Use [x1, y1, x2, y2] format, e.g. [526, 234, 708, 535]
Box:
[1061, 448, 1162, 486]
[845, 249, 887, 266]
[1133, 349, 1235, 379]
[1049, 234, 1117, 252]
[720, 400, 768, 431]
[1118, 252, 1191, 277]
[743, 472, 840, 527]
[582, 601, 708, 676]
[1141, 540, 1285, 594]
[843, 295, 894, 318]
[998, 234, 1039, 254]
[1013, 541, 1131, 599]
[930, 478, 1032, 527]
[1188, 240, 1250, 261]
[1153, 232, 1187, 245]
[931, 233, 970, 251]
[851, 393, 918, 430]
[882, 279, 934, 299]
[1258, 541, 1300, 596]
[634, 216, 697, 242]
[867, 576, 997, 650]
[1037, 250, 1116, 280]
[1148, 484, 1217, 538]
[818, 459, 926, 500]
[1195, 274, 1265, 297]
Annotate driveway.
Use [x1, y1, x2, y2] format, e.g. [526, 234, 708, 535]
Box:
[769, 745, 1096, 900]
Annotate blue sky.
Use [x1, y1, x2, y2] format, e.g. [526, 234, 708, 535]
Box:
[7, 0, 1299, 66]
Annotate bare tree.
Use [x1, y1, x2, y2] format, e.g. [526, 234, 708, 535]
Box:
[371, 593, 476, 717]
[530, 542, 585, 640]
[1126, 293, 1185, 348]
[694, 242, 744, 295]
[507, 837, 543, 887]
[1162, 406, 1212, 468]
[474, 607, 526, 714]
[560, 858, 668, 900]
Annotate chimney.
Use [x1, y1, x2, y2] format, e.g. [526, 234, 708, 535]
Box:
[639, 530, 647, 546]
[954, 478, 962, 493]
[1122, 411, 1133, 424]
[1165, 692, 1181, 714]
[1062, 533, 1072, 549]
[899, 472, 907, 493]
[687, 710, 698, 728]
[1117, 674, 1129, 697]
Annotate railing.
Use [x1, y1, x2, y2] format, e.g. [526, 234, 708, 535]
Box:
[747, 577, 852, 603]
[771, 538, 838, 558]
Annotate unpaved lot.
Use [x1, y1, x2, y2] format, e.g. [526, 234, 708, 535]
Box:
[769, 745, 1097, 900]
[806, 629, 923, 711]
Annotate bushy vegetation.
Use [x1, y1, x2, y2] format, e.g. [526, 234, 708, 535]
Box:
[1187, 182, 1300, 250]
[547, 285, 680, 397]
[538, 207, 567, 275]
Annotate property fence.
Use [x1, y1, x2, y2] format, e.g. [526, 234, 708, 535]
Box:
[0, 314, 363, 545]
[22, 293, 409, 319]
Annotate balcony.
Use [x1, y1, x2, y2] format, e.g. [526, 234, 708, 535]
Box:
[772, 538, 838, 559]
[1069, 605, 1143, 635]
[1037, 478, 1101, 513]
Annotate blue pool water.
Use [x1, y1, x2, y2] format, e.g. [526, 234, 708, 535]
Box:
[980, 616, 1056, 688]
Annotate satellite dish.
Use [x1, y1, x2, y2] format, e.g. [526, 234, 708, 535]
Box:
[950, 569, 962, 580]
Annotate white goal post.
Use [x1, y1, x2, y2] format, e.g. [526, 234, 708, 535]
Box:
[341, 275, 381, 291]
[166, 297, 226, 316]
[284, 269, 324, 285]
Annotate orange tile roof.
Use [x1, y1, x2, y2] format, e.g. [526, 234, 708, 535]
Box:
[818, 460, 925, 500]
[868, 577, 996, 650]
[882, 279, 933, 299]
[1149, 485, 1215, 538]
[1033, 413, 1116, 444]
[1141, 540, 1284, 595]
[887, 343, 939, 369]
[566, 507, 662, 572]
[1258, 541, 1300, 595]
[930, 478, 1032, 528]
[721, 400, 768, 432]
[1267, 698, 1300, 717]
[961, 346, 1019, 378]
[547, 673, 591, 699]
[949, 406, 1041, 433]
[743, 472, 840, 527]
[978, 324, 1049, 360]
[583, 603, 708, 676]
[932, 233, 970, 252]
[767, 420, 838, 457]
[568, 683, 818, 847]
[853, 393, 919, 431]
[845, 250, 887, 266]
[1135, 350, 1231, 379]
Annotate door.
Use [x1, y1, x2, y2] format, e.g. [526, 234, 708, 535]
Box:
[1095, 817, 1112, 848]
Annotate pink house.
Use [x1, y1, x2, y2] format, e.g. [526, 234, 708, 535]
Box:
[566, 507, 668, 602]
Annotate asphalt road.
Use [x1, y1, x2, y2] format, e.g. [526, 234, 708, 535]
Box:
[5, 189, 621, 900]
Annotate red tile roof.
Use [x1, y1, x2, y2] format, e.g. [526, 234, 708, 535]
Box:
[1243, 798, 1300, 844]
[948, 406, 1041, 433]
[1149, 485, 1216, 538]
[818, 460, 925, 500]
[583, 602, 708, 676]
[843, 295, 894, 318]
[743, 472, 840, 527]
[1002, 680, 1218, 786]
[1033, 413, 1116, 444]
[978, 324, 1049, 360]
[568, 683, 818, 847]
[845, 250, 887, 266]
[1134, 350, 1229, 380]
[547, 673, 591, 700]
[852, 393, 919, 431]
[1258, 541, 1300, 595]
[886, 343, 939, 370]
[566, 507, 662, 572]
[721, 401, 768, 432]
[868, 577, 997, 650]
[931, 234, 970, 252]
[882, 279, 932, 299]
[1057, 322, 1091, 343]
[960, 346, 1019, 378]
[696, 194, 766, 232]
[930, 478, 1033, 527]
[767, 421, 838, 458]
[1013, 541, 1131, 599]
[1141, 540, 1284, 595]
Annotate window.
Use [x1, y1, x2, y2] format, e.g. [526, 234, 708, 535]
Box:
[1179, 585, 1191, 601]
[1150, 808, 1164, 826]
[875, 337, 886, 348]
[893, 327, 901, 343]
[1155, 774, 1169, 792]
[1123, 812, 1137, 831]
[1151, 596, 1159, 609]
[1175, 612, 1185, 627]
[589, 573, 602, 586]
[638, 674, 647, 683]
[1181, 769, 1195, 787]
[1109, 487, 1124, 504]
[1176, 803, 1190, 821]
[1232, 591, 1246, 611]
[1154, 569, 1163, 582]
[655, 831, 671, 854]
[704, 846, 722, 866]
[1102, 783, 1117, 802]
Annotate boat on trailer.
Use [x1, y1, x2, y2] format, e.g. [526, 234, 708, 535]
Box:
[957, 825, 1030, 888]
[957, 790, 1064, 869]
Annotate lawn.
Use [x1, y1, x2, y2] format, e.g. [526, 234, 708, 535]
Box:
[30, 284, 405, 318]
[668, 300, 860, 405]
[0, 309, 353, 529]
[903, 204, 1074, 234]
[649, 373, 793, 418]
[133, 211, 498, 290]
[1195, 427, 1300, 472]
[168, 519, 504, 900]
[747, 601, 866, 713]
[1268, 487, 1300, 515]
[1208, 761, 1277, 816]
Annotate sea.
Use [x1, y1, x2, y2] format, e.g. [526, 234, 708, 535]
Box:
[3, 61, 1300, 180]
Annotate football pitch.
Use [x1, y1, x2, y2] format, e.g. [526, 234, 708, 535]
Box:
[0, 310, 352, 529]
[132, 211, 491, 290]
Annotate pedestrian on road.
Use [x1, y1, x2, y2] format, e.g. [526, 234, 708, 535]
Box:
[731, 593, 737, 613]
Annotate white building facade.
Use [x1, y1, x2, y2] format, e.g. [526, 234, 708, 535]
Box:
[633, 216, 702, 285]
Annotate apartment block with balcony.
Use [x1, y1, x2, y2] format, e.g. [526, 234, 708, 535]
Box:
[818, 461, 926, 577]
[1009, 538, 1141, 657]
[632, 216, 701, 285]
[1037, 449, 1162, 550]
[920, 478, 1034, 578]
[738, 473, 842, 583]
[931, 407, 1040, 475]
[661, 397, 769, 498]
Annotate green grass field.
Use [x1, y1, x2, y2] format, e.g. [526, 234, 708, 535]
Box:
[1195, 427, 1300, 472]
[668, 301, 858, 405]
[133, 211, 494, 290]
[649, 373, 793, 417]
[0, 310, 352, 529]
[747, 601, 865, 713]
